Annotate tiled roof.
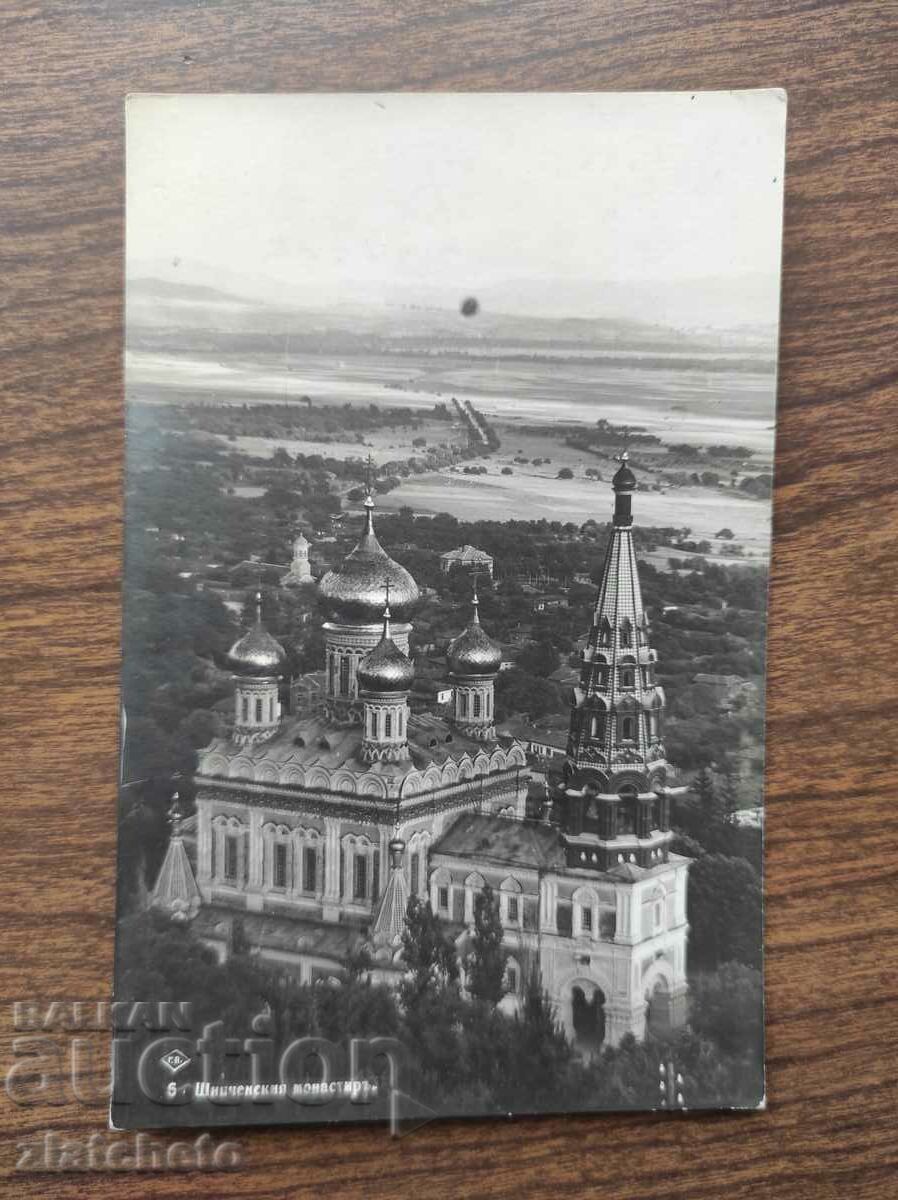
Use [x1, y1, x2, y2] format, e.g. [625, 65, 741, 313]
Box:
[192, 906, 366, 962]
[440, 545, 493, 562]
[202, 709, 507, 781]
[432, 812, 565, 870]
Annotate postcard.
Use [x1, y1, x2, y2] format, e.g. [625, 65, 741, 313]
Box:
[113, 91, 785, 1129]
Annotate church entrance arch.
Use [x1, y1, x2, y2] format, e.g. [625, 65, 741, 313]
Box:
[645, 977, 673, 1039]
[569, 980, 606, 1051]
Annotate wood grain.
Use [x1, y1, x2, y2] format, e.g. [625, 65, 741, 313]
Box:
[2, 1, 897, 1196]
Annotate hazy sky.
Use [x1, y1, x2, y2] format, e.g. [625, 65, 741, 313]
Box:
[127, 91, 787, 326]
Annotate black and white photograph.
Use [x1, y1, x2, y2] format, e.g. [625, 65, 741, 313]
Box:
[113, 91, 786, 1129]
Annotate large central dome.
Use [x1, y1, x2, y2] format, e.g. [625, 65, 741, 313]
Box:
[318, 495, 420, 623]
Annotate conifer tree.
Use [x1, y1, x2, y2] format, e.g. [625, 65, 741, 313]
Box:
[399, 895, 458, 1009]
[465, 883, 507, 1007]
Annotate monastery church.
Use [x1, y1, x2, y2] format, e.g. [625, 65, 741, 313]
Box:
[151, 458, 690, 1046]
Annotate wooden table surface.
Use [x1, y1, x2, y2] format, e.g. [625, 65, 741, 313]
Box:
[2, 2, 898, 1197]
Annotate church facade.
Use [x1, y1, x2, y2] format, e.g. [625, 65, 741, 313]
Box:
[152, 461, 690, 1046]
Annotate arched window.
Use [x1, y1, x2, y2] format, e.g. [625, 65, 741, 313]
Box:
[618, 785, 637, 836]
[369, 710, 377, 738]
[385, 712, 393, 738]
[622, 715, 637, 741]
[273, 842, 288, 889]
[255, 698, 263, 723]
[328, 653, 336, 693]
[620, 667, 635, 688]
[598, 618, 613, 647]
[303, 845, 317, 893]
[241, 696, 249, 723]
[589, 713, 605, 740]
[353, 853, 368, 900]
[620, 619, 633, 648]
[224, 834, 239, 883]
[339, 657, 350, 696]
[473, 692, 482, 718]
[460, 692, 468, 716]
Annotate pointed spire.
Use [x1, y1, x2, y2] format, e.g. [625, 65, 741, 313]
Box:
[151, 795, 200, 919]
[254, 589, 263, 624]
[371, 837, 410, 947]
[169, 791, 183, 838]
[471, 576, 481, 625]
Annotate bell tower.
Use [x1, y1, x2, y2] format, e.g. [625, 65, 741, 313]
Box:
[560, 455, 684, 871]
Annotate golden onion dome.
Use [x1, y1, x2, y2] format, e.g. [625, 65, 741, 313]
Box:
[357, 605, 415, 694]
[318, 495, 419, 623]
[447, 589, 502, 676]
[227, 595, 287, 677]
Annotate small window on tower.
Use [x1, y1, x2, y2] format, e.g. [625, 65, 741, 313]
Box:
[384, 712, 393, 738]
[241, 697, 249, 723]
[621, 668, 635, 688]
[255, 698, 263, 723]
[473, 693, 482, 718]
[620, 620, 633, 648]
[598, 618, 612, 647]
[622, 716, 637, 740]
[339, 657, 350, 697]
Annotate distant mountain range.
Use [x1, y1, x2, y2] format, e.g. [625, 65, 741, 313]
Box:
[126, 270, 778, 360]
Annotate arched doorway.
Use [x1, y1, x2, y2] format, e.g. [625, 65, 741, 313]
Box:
[571, 983, 606, 1051]
[645, 978, 673, 1038]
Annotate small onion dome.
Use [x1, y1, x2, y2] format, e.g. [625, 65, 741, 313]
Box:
[447, 588, 501, 676]
[318, 495, 419, 623]
[227, 595, 287, 676]
[612, 451, 637, 492]
[357, 604, 415, 694]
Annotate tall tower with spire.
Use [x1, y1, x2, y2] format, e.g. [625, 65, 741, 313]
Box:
[560, 454, 680, 871]
[447, 582, 502, 741]
[317, 485, 419, 724]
